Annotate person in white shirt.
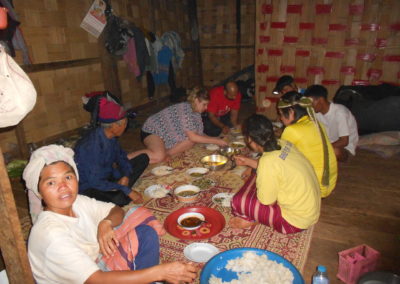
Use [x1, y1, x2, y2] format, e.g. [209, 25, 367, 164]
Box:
[23, 145, 198, 284]
[304, 85, 359, 162]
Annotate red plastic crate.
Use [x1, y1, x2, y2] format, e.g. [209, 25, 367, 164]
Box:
[337, 245, 380, 284]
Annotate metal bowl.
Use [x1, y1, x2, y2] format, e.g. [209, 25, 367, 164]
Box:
[200, 154, 228, 171]
[219, 146, 241, 157]
[357, 271, 400, 284]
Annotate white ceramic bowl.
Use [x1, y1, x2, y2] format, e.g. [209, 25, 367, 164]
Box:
[177, 212, 205, 230]
[186, 167, 209, 177]
[174, 184, 201, 203]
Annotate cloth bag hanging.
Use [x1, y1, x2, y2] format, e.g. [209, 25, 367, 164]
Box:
[0, 45, 36, 127]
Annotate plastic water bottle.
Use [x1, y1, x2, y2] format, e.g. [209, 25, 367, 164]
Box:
[312, 265, 330, 284]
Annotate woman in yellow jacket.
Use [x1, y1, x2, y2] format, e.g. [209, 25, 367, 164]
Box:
[277, 91, 337, 198]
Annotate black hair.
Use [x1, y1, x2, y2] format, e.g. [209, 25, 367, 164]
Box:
[279, 91, 308, 123]
[304, 84, 328, 99]
[242, 114, 281, 152]
[274, 75, 294, 92]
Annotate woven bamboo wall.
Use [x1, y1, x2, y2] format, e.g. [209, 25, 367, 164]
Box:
[255, 0, 400, 119]
[23, 63, 104, 143]
[0, 0, 195, 154]
[198, 0, 256, 86]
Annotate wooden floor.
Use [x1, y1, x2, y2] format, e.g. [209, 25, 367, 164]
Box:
[3, 99, 400, 283]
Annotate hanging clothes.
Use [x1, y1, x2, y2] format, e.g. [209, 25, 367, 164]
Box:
[131, 25, 149, 79]
[161, 31, 185, 71]
[152, 45, 172, 85]
[123, 38, 141, 77]
[0, 0, 19, 57]
[0, 0, 31, 64]
[151, 36, 163, 74]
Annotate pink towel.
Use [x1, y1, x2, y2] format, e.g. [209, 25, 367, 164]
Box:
[123, 38, 141, 77]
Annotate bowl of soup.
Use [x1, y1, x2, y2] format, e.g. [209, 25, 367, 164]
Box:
[174, 184, 201, 203]
[177, 212, 205, 230]
[200, 154, 228, 171]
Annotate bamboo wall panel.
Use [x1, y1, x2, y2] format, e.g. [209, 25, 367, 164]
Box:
[117, 60, 151, 109]
[255, 0, 400, 119]
[22, 63, 103, 143]
[241, 47, 255, 70]
[241, 1, 256, 45]
[198, 0, 237, 46]
[14, 0, 97, 64]
[1, 0, 197, 153]
[198, 0, 256, 86]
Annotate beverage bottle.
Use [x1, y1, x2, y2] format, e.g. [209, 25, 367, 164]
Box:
[312, 265, 330, 284]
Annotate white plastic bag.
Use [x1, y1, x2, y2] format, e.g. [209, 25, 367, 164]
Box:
[0, 45, 36, 127]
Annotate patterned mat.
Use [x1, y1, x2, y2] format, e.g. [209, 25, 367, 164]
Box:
[131, 144, 314, 277]
[19, 142, 313, 281]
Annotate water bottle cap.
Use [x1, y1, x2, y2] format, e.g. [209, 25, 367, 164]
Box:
[317, 265, 327, 273]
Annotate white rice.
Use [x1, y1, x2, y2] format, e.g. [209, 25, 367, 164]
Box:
[208, 251, 294, 284]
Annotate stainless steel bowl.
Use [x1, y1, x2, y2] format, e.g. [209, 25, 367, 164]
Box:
[200, 154, 228, 171]
[219, 146, 241, 157]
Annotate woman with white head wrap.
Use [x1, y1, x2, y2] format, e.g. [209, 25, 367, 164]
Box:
[23, 144, 78, 223]
[24, 145, 197, 284]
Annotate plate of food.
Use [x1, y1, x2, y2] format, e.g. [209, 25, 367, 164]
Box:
[212, 193, 234, 207]
[200, 248, 304, 284]
[186, 167, 209, 177]
[184, 243, 219, 263]
[230, 128, 241, 135]
[191, 177, 216, 190]
[164, 207, 225, 240]
[151, 166, 173, 176]
[230, 141, 246, 149]
[205, 144, 220, 151]
[144, 184, 170, 198]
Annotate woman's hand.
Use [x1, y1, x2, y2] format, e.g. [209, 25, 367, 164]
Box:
[159, 261, 198, 284]
[233, 155, 250, 166]
[128, 190, 144, 204]
[234, 155, 259, 169]
[215, 139, 228, 147]
[117, 176, 129, 186]
[97, 220, 119, 258]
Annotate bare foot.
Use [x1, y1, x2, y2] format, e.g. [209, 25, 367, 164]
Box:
[229, 217, 258, 229]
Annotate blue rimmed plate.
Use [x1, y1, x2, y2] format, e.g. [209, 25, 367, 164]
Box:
[200, 247, 304, 284]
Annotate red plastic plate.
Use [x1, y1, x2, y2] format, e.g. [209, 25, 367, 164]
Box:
[164, 207, 225, 240]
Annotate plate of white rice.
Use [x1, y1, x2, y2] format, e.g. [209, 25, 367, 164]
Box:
[200, 248, 304, 284]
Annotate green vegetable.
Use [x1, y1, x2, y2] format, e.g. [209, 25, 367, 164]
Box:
[6, 160, 28, 178]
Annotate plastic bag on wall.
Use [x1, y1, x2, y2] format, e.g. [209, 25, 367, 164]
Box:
[0, 45, 36, 127]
